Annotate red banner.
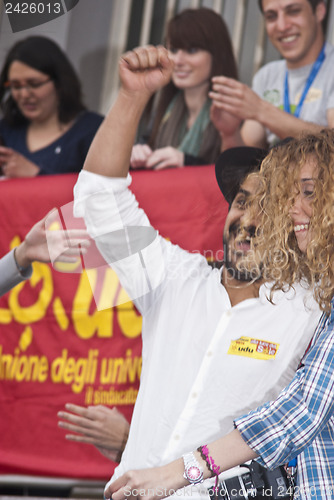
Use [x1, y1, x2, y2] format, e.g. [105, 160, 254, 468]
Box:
[0, 167, 228, 480]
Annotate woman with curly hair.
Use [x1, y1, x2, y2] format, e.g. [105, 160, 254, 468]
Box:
[106, 129, 334, 499]
[130, 8, 238, 170]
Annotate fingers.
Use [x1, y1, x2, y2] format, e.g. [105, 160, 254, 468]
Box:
[146, 147, 183, 170]
[121, 45, 169, 72]
[58, 411, 93, 430]
[105, 475, 132, 500]
[211, 75, 241, 89]
[56, 231, 91, 248]
[156, 44, 173, 72]
[153, 160, 174, 171]
[139, 144, 153, 156]
[119, 45, 173, 94]
[1, 161, 15, 177]
[64, 403, 92, 417]
[65, 433, 98, 445]
[58, 407, 103, 445]
[130, 144, 152, 168]
[58, 403, 108, 426]
[58, 404, 97, 432]
[106, 484, 131, 500]
[210, 77, 244, 102]
[0, 146, 13, 158]
[105, 470, 163, 500]
[46, 229, 90, 263]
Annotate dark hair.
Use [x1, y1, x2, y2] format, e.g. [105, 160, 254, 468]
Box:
[148, 8, 238, 147]
[0, 36, 85, 126]
[258, 0, 324, 12]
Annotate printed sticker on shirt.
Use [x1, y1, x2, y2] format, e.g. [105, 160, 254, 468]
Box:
[227, 336, 279, 360]
[295, 88, 322, 104]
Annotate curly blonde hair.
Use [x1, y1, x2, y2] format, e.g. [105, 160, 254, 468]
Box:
[245, 129, 334, 312]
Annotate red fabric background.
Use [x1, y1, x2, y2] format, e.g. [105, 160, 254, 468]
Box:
[0, 167, 228, 480]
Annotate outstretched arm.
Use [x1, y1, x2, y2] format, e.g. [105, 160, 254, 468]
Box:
[105, 428, 257, 500]
[83, 46, 173, 178]
[0, 209, 89, 297]
[15, 209, 89, 268]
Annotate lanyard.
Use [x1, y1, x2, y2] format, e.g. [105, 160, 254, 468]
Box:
[284, 44, 326, 118]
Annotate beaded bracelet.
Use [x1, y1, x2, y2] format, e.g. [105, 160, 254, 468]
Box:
[198, 444, 220, 476]
[198, 444, 220, 493]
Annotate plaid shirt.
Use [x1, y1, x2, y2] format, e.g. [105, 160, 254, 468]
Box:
[235, 299, 334, 499]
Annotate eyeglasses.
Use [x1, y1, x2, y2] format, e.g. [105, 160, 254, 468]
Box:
[4, 78, 52, 92]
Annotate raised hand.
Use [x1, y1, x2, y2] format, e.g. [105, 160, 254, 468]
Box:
[119, 46, 173, 97]
[209, 76, 262, 121]
[15, 209, 90, 268]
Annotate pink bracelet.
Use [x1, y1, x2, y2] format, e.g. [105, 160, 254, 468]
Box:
[198, 444, 220, 496]
[198, 444, 220, 476]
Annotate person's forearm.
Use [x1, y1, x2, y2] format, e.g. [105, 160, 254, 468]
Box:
[165, 430, 257, 489]
[105, 429, 258, 500]
[162, 430, 258, 487]
[83, 88, 152, 178]
[197, 428, 258, 473]
[221, 129, 245, 151]
[256, 100, 324, 140]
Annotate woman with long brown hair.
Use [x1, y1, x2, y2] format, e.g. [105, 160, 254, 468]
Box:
[130, 8, 238, 170]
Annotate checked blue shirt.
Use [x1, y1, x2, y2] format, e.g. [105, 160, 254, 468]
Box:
[235, 299, 334, 499]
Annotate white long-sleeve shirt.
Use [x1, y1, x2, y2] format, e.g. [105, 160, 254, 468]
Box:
[74, 171, 320, 496]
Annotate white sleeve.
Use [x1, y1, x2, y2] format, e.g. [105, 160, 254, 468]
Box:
[73, 170, 177, 313]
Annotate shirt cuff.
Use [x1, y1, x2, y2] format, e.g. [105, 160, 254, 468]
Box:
[0, 249, 32, 297]
[73, 170, 132, 213]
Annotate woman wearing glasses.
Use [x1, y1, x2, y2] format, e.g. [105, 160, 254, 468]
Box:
[0, 36, 103, 177]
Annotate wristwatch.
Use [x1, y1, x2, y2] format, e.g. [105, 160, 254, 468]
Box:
[182, 452, 204, 484]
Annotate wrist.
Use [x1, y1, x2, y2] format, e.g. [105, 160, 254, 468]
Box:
[14, 243, 32, 270]
[165, 458, 188, 492]
[119, 87, 152, 110]
[115, 422, 130, 463]
[256, 98, 271, 127]
[221, 131, 244, 151]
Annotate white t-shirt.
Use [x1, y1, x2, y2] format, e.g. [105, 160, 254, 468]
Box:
[253, 42, 334, 146]
[74, 171, 321, 497]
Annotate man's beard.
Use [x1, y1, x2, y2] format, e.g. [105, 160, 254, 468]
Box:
[223, 223, 261, 283]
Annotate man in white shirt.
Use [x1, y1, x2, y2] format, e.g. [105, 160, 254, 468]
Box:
[210, 0, 334, 148]
[73, 46, 320, 497]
